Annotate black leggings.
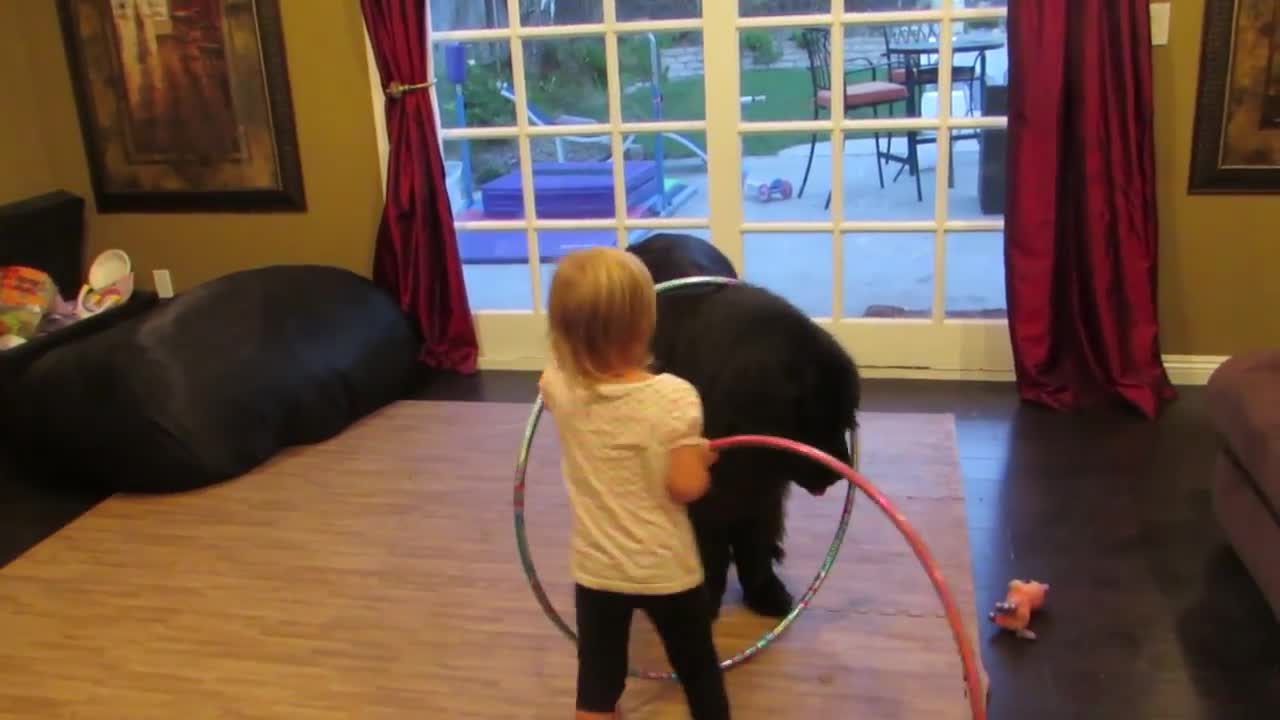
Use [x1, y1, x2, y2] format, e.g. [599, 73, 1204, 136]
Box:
[575, 583, 731, 719]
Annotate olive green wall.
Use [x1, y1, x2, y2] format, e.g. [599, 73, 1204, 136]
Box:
[1154, 0, 1280, 354]
[2, 0, 384, 291]
[0, 1, 55, 204]
[3, 1, 1275, 354]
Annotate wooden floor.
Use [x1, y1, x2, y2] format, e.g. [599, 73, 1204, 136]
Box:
[0, 402, 979, 718]
[2, 376, 1278, 718]
[412, 374, 1280, 720]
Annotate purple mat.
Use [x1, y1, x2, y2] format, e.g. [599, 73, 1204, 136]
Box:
[479, 161, 660, 219]
[457, 183, 691, 264]
[457, 228, 616, 265]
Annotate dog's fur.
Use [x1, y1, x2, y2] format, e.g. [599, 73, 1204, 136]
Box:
[629, 233, 861, 618]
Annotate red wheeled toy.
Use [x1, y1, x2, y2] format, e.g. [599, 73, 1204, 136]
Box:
[744, 177, 794, 203]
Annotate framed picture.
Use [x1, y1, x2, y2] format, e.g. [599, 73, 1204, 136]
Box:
[56, 0, 306, 212]
[1189, 0, 1280, 193]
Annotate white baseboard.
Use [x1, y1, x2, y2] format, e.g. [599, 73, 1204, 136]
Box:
[855, 355, 1226, 385]
[857, 366, 1015, 382]
[856, 355, 1226, 385]
[481, 355, 1227, 385]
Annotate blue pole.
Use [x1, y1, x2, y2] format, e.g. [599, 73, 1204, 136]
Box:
[455, 84, 474, 209]
[648, 33, 667, 216]
[445, 42, 475, 209]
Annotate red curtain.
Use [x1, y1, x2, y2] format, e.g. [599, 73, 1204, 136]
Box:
[361, 0, 479, 373]
[1004, 0, 1174, 418]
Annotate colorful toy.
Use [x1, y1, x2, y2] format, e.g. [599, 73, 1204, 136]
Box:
[989, 579, 1049, 640]
[76, 249, 135, 318]
[0, 266, 58, 340]
[744, 176, 794, 203]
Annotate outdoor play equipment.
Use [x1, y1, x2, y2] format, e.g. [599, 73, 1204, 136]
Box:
[743, 176, 794, 203]
[446, 34, 704, 264]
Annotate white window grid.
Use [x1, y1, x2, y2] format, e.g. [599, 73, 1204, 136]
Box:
[432, 0, 1010, 320]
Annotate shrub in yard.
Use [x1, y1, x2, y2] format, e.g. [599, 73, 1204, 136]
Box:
[521, 35, 669, 120]
[740, 30, 782, 66]
[436, 53, 515, 129]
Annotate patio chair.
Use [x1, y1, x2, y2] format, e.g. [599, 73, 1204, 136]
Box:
[880, 24, 984, 116]
[796, 28, 911, 210]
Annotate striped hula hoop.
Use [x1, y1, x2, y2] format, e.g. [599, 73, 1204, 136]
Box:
[512, 275, 856, 680]
[512, 276, 986, 719]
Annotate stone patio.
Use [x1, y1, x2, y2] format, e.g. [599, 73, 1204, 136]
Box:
[455, 133, 1006, 317]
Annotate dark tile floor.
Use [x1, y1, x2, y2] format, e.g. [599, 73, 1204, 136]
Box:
[2, 374, 1277, 718]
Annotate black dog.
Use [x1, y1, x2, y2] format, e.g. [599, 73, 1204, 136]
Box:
[629, 232, 737, 282]
[629, 233, 861, 618]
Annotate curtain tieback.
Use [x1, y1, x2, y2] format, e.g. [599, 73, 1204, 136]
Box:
[385, 80, 434, 99]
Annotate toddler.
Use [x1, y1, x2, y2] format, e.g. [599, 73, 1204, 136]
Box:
[539, 247, 731, 720]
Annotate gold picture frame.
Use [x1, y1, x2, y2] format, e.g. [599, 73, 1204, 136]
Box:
[57, 0, 306, 212]
[1189, 0, 1280, 193]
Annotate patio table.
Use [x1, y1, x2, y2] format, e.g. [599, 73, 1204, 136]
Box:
[884, 31, 1006, 127]
[886, 32, 1005, 82]
[878, 32, 1007, 197]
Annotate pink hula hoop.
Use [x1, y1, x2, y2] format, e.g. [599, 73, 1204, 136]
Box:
[709, 435, 988, 720]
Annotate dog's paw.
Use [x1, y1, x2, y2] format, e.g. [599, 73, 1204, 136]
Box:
[743, 576, 794, 618]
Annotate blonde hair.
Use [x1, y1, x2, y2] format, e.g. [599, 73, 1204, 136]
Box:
[547, 246, 657, 384]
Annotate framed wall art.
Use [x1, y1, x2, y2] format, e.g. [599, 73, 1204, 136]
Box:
[1189, 0, 1280, 193]
[56, 0, 306, 212]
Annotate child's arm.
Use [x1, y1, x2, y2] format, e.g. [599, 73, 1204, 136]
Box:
[664, 381, 716, 504]
[538, 367, 555, 412]
[666, 441, 715, 504]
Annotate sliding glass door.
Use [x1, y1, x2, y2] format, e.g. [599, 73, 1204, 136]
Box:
[431, 0, 1011, 374]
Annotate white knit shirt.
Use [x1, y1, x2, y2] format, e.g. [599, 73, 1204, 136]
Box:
[541, 366, 706, 595]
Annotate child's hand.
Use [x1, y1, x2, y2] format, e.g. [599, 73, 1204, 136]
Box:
[701, 440, 719, 467]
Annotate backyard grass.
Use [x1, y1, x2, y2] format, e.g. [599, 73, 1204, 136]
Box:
[612, 67, 909, 159]
[438, 58, 912, 186]
[439, 63, 907, 152]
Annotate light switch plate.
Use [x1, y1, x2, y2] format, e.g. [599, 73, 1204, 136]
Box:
[1150, 2, 1171, 46]
[153, 269, 174, 299]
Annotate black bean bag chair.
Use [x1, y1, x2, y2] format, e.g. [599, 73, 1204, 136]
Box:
[1, 265, 419, 493]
